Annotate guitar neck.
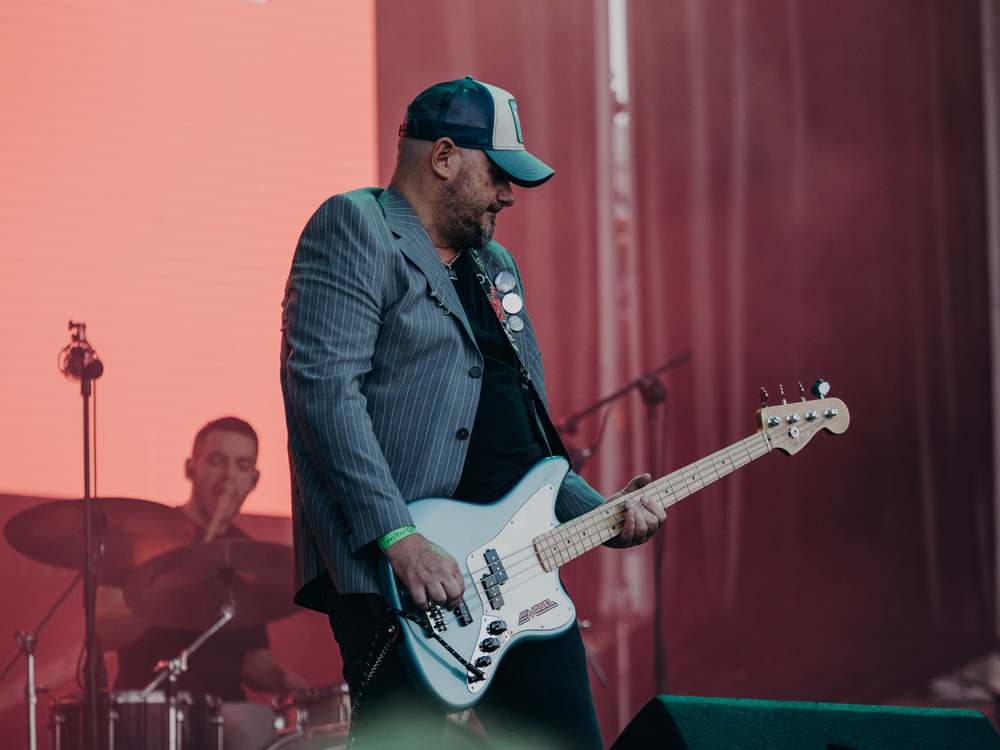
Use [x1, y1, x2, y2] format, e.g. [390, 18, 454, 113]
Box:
[533, 431, 772, 572]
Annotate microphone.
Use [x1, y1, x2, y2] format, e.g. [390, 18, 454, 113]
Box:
[564, 442, 593, 471]
[58, 321, 103, 382]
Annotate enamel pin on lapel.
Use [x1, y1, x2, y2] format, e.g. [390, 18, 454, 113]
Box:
[501, 293, 522, 314]
[494, 272, 516, 293]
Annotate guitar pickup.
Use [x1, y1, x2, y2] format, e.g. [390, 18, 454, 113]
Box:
[454, 599, 473, 626]
[481, 581, 505, 610]
[480, 549, 508, 610]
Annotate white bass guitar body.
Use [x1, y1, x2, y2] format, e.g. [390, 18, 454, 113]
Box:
[379, 458, 576, 712]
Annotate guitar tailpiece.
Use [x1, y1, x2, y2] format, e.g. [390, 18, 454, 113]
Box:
[388, 608, 486, 682]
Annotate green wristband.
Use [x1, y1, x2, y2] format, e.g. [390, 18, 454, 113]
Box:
[378, 525, 417, 553]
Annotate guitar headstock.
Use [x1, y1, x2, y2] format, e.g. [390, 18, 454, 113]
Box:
[755, 396, 850, 455]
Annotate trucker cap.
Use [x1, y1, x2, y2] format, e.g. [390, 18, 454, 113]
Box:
[400, 76, 554, 188]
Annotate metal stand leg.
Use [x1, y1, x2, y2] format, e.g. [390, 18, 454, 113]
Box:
[168, 672, 178, 750]
[21, 636, 36, 750]
[140, 605, 234, 750]
[0, 570, 83, 750]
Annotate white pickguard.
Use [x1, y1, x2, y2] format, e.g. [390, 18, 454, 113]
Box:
[380, 457, 576, 711]
[463, 480, 575, 695]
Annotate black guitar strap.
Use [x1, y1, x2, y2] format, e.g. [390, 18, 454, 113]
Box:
[466, 248, 573, 468]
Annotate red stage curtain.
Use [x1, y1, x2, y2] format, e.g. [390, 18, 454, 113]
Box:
[376, 0, 994, 741]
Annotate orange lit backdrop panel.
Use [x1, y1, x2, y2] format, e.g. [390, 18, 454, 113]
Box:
[0, 0, 377, 515]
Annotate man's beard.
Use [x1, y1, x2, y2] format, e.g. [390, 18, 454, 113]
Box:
[438, 163, 502, 250]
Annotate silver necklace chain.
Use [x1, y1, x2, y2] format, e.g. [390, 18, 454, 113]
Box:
[444, 249, 464, 280]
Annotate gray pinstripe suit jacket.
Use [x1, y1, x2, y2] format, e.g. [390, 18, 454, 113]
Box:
[280, 185, 604, 609]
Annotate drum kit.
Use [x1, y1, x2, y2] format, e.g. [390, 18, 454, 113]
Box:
[2, 496, 351, 750]
[2, 325, 492, 750]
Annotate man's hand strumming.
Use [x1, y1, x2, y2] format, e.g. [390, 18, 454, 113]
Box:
[384, 533, 465, 610]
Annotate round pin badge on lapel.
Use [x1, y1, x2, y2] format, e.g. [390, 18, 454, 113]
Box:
[501, 293, 523, 314]
[494, 272, 516, 293]
[507, 315, 524, 332]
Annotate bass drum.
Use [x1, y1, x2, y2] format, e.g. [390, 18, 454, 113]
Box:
[49, 690, 223, 750]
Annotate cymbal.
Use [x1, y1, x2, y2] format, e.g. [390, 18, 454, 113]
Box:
[3, 498, 199, 579]
[122, 540, 297, 631]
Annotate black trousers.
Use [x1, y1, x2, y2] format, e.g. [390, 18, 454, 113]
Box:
[328, 591, 605, 750]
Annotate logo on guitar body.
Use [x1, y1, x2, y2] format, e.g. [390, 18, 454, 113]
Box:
[518, 599, 559, 625]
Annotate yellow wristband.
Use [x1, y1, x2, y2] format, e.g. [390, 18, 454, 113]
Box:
[378, 525, 417, 553]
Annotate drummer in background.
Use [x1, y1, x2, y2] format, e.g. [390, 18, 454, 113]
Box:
[96, 417, 308, 750]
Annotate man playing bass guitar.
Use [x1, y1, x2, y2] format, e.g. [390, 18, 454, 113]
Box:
[280, 77, 665, 750]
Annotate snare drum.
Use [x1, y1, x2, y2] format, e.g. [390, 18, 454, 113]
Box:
[259, 712, 490, 750]
[49, 690, 223, 750]
[272, 683, 350, 735]
[260, 726, 348, 750]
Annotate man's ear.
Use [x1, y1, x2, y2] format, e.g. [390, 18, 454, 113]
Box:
[184, 458, 194, 481]
[429, 138, 459, 180]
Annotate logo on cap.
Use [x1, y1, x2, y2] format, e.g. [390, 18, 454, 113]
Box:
[509, 100, 523, 144]
[402, 78, 554, 187]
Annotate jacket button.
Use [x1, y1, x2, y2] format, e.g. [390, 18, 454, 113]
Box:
[456, 428, 470, 440]
[469, 367, 482, 378]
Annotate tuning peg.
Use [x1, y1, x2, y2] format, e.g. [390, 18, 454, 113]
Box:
[798, 382, 807, 402]
[759, 387, 769, 408]
[810, 379, 831, 399]
[779, 385, 787, 405]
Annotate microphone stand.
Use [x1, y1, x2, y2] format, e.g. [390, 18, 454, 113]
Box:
[59, 321, 105, 750]
[555, 350, 689, 696]
[0, 571, 83, 750]
[637, 375, 669, 695]
[554, 351, 690, 442]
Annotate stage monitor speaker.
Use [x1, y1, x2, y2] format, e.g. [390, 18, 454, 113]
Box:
[609, 695, 1000, 750]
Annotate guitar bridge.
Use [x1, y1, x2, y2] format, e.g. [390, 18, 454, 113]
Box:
[425, 604, 447, 634]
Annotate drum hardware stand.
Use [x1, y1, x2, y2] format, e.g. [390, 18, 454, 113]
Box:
[554, 350, 690, 696]
[140, 600, 235, 750]
[0, 570, 84, 750]
[58, 321, 106, 750]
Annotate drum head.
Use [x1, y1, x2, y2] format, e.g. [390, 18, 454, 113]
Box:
[260, 727, 348, 750]
[258, 716, 491, 750]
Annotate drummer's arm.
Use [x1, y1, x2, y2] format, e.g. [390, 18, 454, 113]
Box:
[242, 648, 309, 694]
[95, 585, 150, 652]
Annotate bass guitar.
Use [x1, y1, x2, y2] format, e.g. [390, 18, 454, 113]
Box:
[380, 386, 849, 710]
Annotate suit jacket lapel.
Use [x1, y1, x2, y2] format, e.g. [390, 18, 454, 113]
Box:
[378, 186, 477, 346]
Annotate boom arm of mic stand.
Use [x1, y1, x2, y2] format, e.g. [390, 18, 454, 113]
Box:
[555, 350, 691, 431]
[0, 570, 84, 685]
[139, 605, 236, 699]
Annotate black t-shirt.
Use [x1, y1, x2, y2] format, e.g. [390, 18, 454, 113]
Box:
[450, 251, 549, 504]
[113, 512, 270, 702]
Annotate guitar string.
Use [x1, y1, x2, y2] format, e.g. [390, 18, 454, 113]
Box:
[433, 414, 835, 633]
[415, 426, 783, 628]
[441, 431, 774, 601]
[444, 436, 774, 624]
[444, 428, 776, 593]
